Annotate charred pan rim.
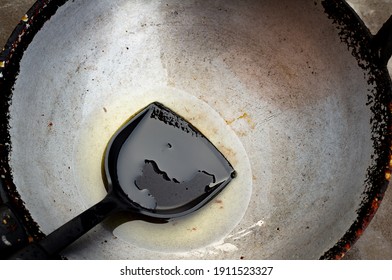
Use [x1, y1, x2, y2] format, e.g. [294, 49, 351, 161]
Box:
[320, 0, 392, 259]
[0, 0, 391, 259]
[0, 0, 68, 247]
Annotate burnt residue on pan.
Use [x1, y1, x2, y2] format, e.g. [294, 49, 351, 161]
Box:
[1, 0, 392, 260]
[321, 0, 392, 259]
[0, 0, 67, 258]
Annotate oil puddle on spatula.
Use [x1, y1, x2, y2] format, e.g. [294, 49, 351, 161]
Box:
[10, 102, 236, 259]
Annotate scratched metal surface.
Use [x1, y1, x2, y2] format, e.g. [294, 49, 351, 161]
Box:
[0, 0, 391, 259]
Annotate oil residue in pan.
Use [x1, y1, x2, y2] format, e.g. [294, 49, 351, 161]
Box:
[74, 87, 252, 253]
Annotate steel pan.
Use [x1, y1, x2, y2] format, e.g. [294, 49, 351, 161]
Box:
[0, 0, 391, 259]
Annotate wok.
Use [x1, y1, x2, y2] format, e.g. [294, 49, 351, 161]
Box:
[0, 0, 391, 259]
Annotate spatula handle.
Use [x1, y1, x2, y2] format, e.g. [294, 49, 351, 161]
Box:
[9, 194, 121, 259]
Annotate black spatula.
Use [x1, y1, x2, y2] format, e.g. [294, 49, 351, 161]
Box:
[10, 102, 235, 259]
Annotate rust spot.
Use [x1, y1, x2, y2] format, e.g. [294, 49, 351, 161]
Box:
[225, 119, 234, 125]
[226, 112, 254, 127]
[48, 121, 53, 127]
[187, 227, 197, 232]
[385, 169, 391, 181]
[103, 107, 107, 113]
[336, 253, 345, 260]
[225, 112, 256, 137]
[215, 199, 223, 204]
[371, 197, 380, 209]
[355, 228, 363, 237]
[235, 112, 255, 128]
[21, 14, 29, 22]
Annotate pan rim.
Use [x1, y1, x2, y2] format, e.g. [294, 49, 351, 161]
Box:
[320, 0, 392, 259]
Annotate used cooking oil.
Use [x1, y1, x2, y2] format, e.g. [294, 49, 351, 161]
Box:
[73, 88, 252, 252]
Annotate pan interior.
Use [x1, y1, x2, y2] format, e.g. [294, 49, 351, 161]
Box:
[8, 0, 373, 259]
